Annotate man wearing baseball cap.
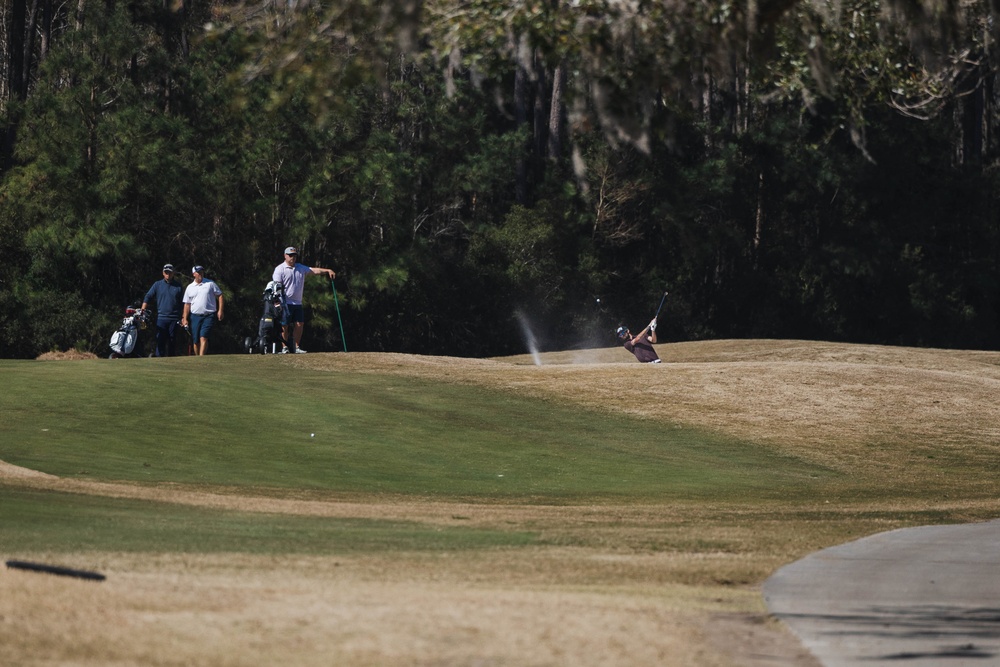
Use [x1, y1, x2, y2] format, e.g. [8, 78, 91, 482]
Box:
[181, 265, 224, 355]
[617, 317, 661, 363]
[272, 246, 336, 353]
[141, 263, 184, 356]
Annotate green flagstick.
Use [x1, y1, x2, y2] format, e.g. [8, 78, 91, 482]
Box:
[331, 280, 347, 352]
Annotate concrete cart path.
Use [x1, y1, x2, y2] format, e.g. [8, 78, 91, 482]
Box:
[763, 519, 1000, 667]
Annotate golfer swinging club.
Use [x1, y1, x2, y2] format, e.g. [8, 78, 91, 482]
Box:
[617, 317, 661, 363]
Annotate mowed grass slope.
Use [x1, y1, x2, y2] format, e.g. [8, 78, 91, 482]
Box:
[0, 354, 828, 500]
[2, 340, 1000, 667]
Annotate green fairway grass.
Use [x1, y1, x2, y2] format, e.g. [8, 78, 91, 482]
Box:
[0, 357, 831, 501]
[0, 486, 537, 554]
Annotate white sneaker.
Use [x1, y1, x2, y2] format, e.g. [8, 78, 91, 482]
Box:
[294, 347, 307, 354]
[280, 347, 290, 354]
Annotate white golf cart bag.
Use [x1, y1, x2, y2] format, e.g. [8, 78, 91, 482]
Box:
[109, 304, 151, 358]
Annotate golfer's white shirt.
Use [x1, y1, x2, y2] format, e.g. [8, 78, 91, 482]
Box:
[272, 263, 312, 305]
[183, 279, 222, 315]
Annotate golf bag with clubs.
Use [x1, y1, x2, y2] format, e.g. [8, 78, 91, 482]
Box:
[243, 280, 289, 354]
[108, 302, 152, 359]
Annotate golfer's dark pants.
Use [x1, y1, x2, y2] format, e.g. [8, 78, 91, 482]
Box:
[155, 318, 179, 357]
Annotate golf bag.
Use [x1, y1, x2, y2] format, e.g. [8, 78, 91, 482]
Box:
[108, 303, 152, 359]
[243, 281, 289, 354]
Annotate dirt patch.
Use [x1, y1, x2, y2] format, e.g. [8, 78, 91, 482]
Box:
[35, 350, 97, 361]
[0, 460, 58, 480]
[35, 350, 98, 361]
[707, 613, 822, 666]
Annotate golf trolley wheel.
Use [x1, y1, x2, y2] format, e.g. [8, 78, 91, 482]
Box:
[243, 336, 253, 354]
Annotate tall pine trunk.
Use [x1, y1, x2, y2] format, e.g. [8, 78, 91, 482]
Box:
[547, 63, 565, 161]
[514, 35, 530, 206]
[2, 0, 27, 172]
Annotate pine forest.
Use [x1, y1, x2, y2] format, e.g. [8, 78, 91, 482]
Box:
[1, 0, 998, 358]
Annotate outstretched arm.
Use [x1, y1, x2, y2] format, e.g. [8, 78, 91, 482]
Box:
[310, 266, 336, 280]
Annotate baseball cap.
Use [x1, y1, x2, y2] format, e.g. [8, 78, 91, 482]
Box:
[162, 264, 174, 272]
[284, 246, 298, 255]
[616, 326, 628, 339]
[192, 265, 205, 274]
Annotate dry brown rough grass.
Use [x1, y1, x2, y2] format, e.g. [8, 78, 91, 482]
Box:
[35, 349, 98, 361]
[4, 339, 1000, 666]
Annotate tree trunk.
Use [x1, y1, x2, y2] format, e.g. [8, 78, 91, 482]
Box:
[532, 52, 548, 161]
[40, 0, 53, 60]
[5, 0, 27, 99]
[753, 170, 765, 269]
[75, 0, 86, 31]
[23, 0, 40, 91]
[514, 36, 530, 206]
[547, 63, 565, 160]
[2, 0, 28, 172]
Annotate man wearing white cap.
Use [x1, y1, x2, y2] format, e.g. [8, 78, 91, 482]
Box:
[272, 246, 336, 353]
[181, 265, 224, 356]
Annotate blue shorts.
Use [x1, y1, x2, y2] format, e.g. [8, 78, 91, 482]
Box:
[285, 304, 305, 324]
[191, 313, 215, 340]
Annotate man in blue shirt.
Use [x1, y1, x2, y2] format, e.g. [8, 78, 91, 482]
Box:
[272, 246, 336, 353]
[141, 264, 184, 357]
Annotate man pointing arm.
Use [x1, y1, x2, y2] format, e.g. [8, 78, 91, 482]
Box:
[272, 246, 336, 354]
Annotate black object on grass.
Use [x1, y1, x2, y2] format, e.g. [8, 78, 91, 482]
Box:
[6, 560, 106, 581]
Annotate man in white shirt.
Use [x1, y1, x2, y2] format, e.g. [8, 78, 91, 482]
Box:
[272, 247, 336, 353]
[181, 265, 224, 356]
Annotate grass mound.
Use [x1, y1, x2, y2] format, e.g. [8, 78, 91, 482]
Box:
[0, 353, 828, 500]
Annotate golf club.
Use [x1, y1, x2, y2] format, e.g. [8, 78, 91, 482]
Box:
[654, 291, 669, 318]
[331, 279, 347, 352]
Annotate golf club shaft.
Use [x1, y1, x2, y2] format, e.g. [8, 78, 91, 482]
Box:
[654, 291, 669, 317]
[331, 280, 347, 352]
